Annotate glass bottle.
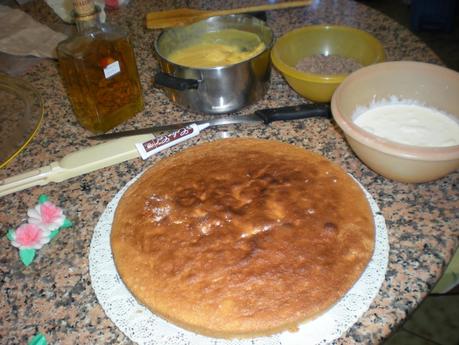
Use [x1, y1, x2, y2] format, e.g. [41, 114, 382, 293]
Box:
[57, 0, 143, 134]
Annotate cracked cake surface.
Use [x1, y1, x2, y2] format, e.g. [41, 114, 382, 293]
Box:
[111, 138, 375, 338]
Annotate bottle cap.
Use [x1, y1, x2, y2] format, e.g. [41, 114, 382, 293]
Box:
[73, 0, 95, 17]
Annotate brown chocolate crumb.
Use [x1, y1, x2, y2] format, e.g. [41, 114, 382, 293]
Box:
[295, 54, 362, 75]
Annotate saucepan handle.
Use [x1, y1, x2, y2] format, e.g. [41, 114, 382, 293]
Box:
[154, 72, 200, 91]
[255, 103, 331, 124]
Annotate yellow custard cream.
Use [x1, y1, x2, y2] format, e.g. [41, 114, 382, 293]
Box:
[353, 100, 459, 147]
[167, 29, 266, 68]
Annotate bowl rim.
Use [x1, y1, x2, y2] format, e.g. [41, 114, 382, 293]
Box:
[270, 24, 386, 83]
[331, 61, 459, 162]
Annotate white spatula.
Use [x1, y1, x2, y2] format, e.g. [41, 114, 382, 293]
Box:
[0, 134, 153, 197]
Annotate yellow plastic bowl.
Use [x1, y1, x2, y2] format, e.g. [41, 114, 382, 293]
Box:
[271, 25, 386, 102]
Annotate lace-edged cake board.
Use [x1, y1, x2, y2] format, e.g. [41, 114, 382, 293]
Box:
[89, 173, 389, 345]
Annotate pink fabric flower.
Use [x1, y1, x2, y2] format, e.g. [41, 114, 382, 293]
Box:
[11, 223, 50, 250]
[28, 201, 65, 233]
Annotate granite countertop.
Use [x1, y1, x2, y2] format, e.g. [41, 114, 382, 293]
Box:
[0, 0, 457, 344]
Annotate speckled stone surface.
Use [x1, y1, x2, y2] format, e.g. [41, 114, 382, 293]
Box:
[0, 0, 457, 344]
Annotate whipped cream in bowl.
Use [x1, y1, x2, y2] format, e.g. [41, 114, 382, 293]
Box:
[351, 97, 459, 148]
[330, 61, 459, 183]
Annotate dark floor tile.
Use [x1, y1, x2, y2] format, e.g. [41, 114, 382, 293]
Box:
[403, 295, 459, 345]
[384, 329, 437, 345]
[361, 0, 459, 71]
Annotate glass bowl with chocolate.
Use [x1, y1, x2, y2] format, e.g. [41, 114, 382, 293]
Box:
[271, 25, 385, 102]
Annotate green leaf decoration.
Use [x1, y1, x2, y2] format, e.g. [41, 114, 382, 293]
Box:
[6, 229, 15, 241]
[38, 194, 49, 204]
[28, 332, 47, 345]
[49, 229, 60, 240]
[62, 218, 73, 229]
[19, 248, 36, 266]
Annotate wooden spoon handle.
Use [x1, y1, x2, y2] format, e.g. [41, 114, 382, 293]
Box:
[146, 1, 312, 29]
[211, 0, 312, 17]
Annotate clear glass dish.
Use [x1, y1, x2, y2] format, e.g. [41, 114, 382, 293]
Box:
[0, 73, 43, 168]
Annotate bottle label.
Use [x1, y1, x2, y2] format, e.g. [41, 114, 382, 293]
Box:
[103, 60, 121, 79]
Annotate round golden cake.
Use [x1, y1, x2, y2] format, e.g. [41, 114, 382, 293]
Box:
[111, 138, 375, 338]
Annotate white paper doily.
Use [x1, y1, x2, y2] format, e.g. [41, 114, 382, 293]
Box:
[89, 174, 389, 345]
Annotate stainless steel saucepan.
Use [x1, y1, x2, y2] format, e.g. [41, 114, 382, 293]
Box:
[153, 14, 273, 114]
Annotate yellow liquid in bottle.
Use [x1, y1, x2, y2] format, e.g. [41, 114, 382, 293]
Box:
[58, 31, 143, 133]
